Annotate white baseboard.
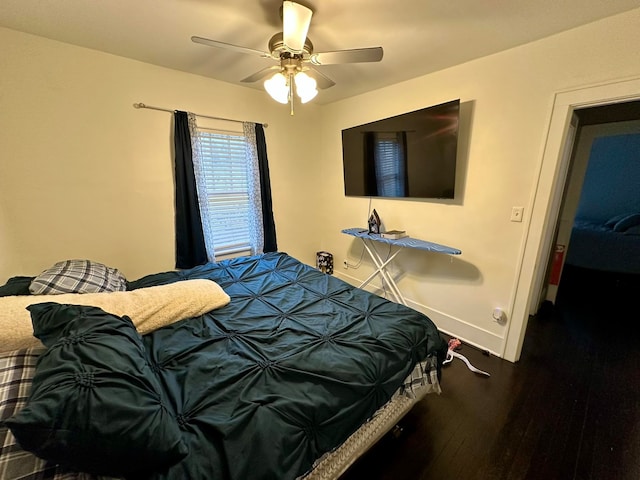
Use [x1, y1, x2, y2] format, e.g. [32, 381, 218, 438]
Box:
[334, 271, 505, 358]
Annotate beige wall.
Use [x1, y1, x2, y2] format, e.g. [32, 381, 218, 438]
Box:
[0, 204, 18, 277]
[2, 8, 640, 362]
[319, 8, 640, 359]
[0, 27, 323, 282]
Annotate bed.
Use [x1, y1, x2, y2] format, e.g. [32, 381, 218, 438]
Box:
[565, 213, 640, 275]
[0, 252, 446, 480]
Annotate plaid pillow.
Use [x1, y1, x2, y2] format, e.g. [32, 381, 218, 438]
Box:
[29, 260, 127, 295]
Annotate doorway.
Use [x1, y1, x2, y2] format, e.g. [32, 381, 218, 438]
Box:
[541, 100, 640, 305]
[503, 76, 640, 362]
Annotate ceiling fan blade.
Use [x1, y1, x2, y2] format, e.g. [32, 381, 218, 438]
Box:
[282, 1, 312, 53]
[241, 66, 281, 83]
[310, 47, 384, 65]
[191, 36, 272, 58]
[306, 67, 336, 89]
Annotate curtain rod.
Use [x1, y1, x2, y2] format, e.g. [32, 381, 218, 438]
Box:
[133, 103, 267, 128]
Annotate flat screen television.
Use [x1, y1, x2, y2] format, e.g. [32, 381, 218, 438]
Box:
[341, 99, 460, 199]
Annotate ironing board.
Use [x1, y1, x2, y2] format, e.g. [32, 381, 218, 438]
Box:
[341, 228, 461, 305]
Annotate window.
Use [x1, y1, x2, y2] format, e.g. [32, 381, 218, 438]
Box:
[191, 123, 263, 260]
[373, 132, 407, 197]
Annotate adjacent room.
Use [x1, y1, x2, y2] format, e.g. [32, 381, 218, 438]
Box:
[1, 1, 640, 479]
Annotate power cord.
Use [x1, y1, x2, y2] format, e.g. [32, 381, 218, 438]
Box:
[344, 197, 373, 270]
[344, 246, 365, 269]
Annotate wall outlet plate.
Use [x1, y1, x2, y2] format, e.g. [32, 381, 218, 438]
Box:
[510, 206, 524, 222]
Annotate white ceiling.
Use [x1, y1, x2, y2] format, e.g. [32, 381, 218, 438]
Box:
[2, 0, 640, 104]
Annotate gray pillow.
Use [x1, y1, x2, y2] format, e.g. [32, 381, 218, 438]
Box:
[29, 259, 127, 295]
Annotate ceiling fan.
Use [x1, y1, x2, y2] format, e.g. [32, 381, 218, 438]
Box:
[191, 1, 383, 114]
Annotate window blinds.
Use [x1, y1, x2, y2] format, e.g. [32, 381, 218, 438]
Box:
[374, 132, 406, 197]
[196, 131, 252, 256]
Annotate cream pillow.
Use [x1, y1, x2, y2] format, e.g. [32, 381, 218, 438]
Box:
[0, 279, 230, 353]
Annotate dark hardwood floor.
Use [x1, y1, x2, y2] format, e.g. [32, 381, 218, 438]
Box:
[341, 265, 640, 480]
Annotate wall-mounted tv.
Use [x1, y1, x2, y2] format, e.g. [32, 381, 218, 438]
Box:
[341, 99, 460, 199]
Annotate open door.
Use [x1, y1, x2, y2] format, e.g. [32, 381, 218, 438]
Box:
[506, 78, 640, 363]
[533, 113, 579, 310]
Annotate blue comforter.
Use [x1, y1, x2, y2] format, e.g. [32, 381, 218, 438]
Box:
[128, 252, 446, 480]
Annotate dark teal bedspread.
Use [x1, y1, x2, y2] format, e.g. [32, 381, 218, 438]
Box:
[130, 252, 446, 480]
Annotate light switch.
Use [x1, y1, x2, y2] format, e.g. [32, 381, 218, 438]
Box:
[510, 207, 524, 222]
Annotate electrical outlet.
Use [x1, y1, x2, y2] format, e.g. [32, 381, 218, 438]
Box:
[343, 260, 348, 269]
[492, 308, 506, 323]
[510, 206, 524, 222]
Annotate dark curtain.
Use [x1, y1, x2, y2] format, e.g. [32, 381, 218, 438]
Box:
[174, 111, 208, 269]
[255, 124, 277, 252]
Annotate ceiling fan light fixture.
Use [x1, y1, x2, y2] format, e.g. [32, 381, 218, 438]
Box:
[294, 71, 318, 103]
[264, 72, 289, 104]
[192, 1, 384, 114]
[282, 1, 312, 53]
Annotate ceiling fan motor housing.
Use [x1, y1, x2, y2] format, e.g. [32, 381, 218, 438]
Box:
[268, 32, 314, 59]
